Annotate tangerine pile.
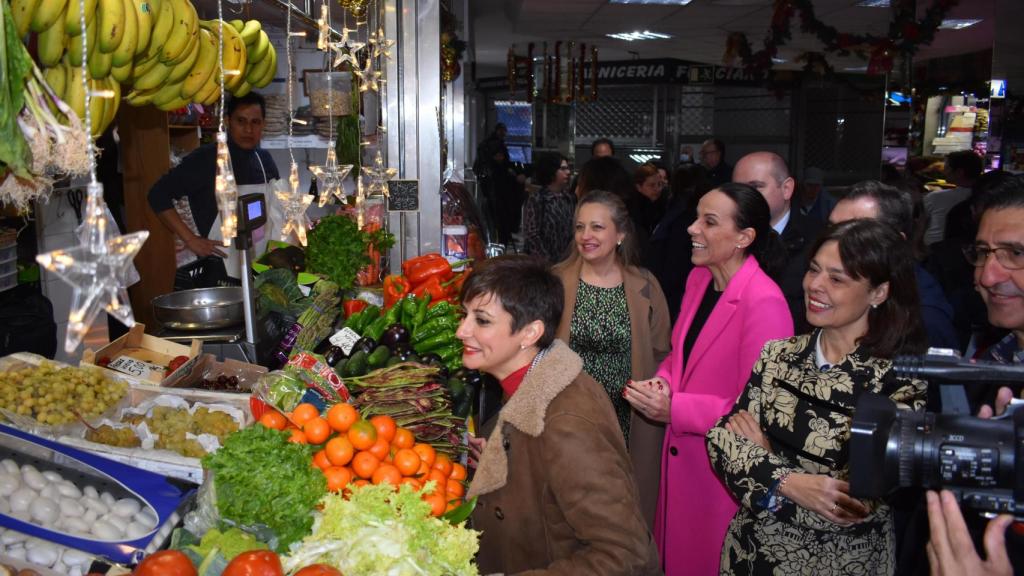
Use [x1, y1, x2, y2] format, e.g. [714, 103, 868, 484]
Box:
[258, 402, 467, 517]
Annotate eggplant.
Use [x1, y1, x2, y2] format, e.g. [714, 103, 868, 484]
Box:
[379, 324, 411, 351]
[353, 336, 377, 355]
[324, 345, 347, 367]
[419, 352, 448, 379]
[313, 338, 333, 355]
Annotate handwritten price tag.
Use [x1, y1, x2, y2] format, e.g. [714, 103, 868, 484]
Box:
[329, 327, 361, 356]
[106, 355, 164, 380]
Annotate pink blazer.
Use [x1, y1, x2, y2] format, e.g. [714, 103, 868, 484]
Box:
[654, 256, 793, 576]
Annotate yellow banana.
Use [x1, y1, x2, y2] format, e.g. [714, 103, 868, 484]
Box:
[180, 27, 216, 100]
[37, 11, 67, 67]
[101, 78, 121, 132]
[145, 0, 173, 59]
[96, 0, 124, 53]
[218, 20, 246, 91]
[88, 79, 107, 136]
[160, 0, 195, 64]
[199, 84, 220, 106]
[43, 64, 67, 100]
[88, 43, 114, 79]
[151, 78, 186, 108]
[165, 33, 200, 84]
[166, 16, 198, 65]
[230, 79, 251, 98]
[132, 0, 154, 56]
[252, 43, 275, 88]
[194, 74, 219, 106]
[110, 0, 137, 66]
[125, 86, 160, 105]
[12, 0, 42, 38]
[132, 58, 173, 90]
[228, 19, 243, 32]
[63, 0, 96, 35]
[245, 39, 272, 85]
[156, 95, 190, 112]
[238, 19, 259, 46]
[111, 60, 133, 83]
[246, 29, 269, 68]
[146, 0, 161, 21]
[67, 16, 95, 67]
[65, 66, 86, 121]
[31, 0, 67, 33]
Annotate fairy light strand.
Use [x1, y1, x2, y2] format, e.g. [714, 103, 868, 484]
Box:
[77, 0, 95, 185]
[217, 0, 226, 133]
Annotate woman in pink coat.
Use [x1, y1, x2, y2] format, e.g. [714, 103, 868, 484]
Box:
[625, 182, 794, 576]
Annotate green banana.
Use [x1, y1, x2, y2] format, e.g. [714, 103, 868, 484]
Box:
[43, 64, 67, 100]
[246, 29, 269, 67]
[230, 79, 251, 98]
[238, 19, 259, 46]
[145, 0, 172, 59]
[96, 0, 124, 53]
[245, 39, 272, 85]
[132, 58, 172, 90]
[111, 60, 133, 83]
[150, 78, 186, 107]
[251, 43, 275, 88]
[88, 44, 114, 79]
[156, 94, 189, 112]
[67, 16, 95, 67]
[228, 19, 243, 32]
[37, 12, 67, 67]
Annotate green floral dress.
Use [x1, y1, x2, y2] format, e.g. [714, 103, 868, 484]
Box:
[569, 280, 633, 441]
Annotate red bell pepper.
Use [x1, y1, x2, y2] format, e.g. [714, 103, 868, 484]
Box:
[406, 258, 472, 286]
[342, 299, 369, 318]
[401, 253, 447, 278]
[411, 275, 448, 302]
[446, 270, 469, 298]
[383, 274, 412, 309]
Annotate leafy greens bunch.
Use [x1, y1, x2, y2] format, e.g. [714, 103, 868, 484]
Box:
[306, 214, 394, 290]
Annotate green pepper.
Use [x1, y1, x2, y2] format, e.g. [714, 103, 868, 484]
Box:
[413, 331, 455, 354]
[412, 315, 459, 343]
[412, 295, 430, 330]
[400, 295, 419, 327]
[347, 305, 379, 333]
[343, 308, 365, 331]
[364, 316, 389, 341]
[425, 300, 456, 321]
[384, 301, 402, 326]
[437, 342, 462, 362]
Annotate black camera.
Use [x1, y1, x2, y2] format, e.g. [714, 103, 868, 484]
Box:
[848, 354, 1024, 520]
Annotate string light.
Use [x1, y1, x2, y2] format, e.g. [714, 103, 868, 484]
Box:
[309, 0, 353, 207]
[213, 0, 239, 246]
[277, 0, 312, 244]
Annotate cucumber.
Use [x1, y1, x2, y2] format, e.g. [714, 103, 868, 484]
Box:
[367, 345, 390, 369]
[343, 350, 368, 377]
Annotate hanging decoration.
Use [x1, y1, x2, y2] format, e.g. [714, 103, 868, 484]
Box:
[309, 0, 354, 206]
[507, 41, 597, 103]
[361, 150, 397, 198]
[369, 26, 395, 61]
[338, 0, 370, 22]
[34, 0, 147, 352]
[723, 0, 959, 78]
[330, 24, 366, 68]
[440, 7, 465, 83]
[277, 0, 312, 245]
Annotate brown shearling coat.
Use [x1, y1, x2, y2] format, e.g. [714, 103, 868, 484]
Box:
[552, 259, 672, 528]
[468, 340, 662, 576]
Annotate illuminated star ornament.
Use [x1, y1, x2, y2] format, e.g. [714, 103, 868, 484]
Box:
[309, 142, 353, 207]
[354, 56, 381, 92]
[316, 4, 330, 51]
[361, 150, 397, 197]
[368, 26, 394, 60]
[36, 184, 148, 352]
[277, 162, 313, 246]
[215, 131, 239, 246]
[330, 26, 366, 68]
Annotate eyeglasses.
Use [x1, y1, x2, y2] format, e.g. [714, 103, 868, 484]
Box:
[558, 165, 571, 171]
[962, 244, 1024, 270]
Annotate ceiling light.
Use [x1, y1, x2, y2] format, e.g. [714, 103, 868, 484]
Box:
[856, 0, 890, 7]
[772, 57, 786, 64]
[939, 19, 982, 30]
[607, 30, 673, 41]
[844, 66, 868, 72]
[629, 152, 662, 164]
[610, 0, 693, 4]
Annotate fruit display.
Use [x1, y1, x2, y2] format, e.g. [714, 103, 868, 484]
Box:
[0, 362, 126, 426]
[21, 0, 279, 134]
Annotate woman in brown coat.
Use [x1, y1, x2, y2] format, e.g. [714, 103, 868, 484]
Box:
[553, 190, 672, 528]
[461, 255, 660, 575]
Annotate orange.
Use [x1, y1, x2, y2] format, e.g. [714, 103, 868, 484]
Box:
[426, 469, 448, 494]
[347, 420, 378, 451]
[353, 479, 370, 488]
[327, 403, 359, 433]
[400, 477, 422, 491]
[449, 462, 467, 481]
[412, 443, 436, 468]
[325, 436, 355, 467]
[291, 403, 320, 426]
[393, 449, 421, 476]
[423, 492, 446, 517]
[288, 429, 307, 444]
[303, 417, 332, 445]
[370, 415, 397, 443]
[392, 428, 415, 449]
[367, 437, 390, 461]
[416, 460, 430, 477]
[324, 466, 352, 492]
[447, 478, 465, 498]
[432, 453, 453, 478]
[351, 451, 380, 479]
[258, 411, 286, 430]
[371, 463, 402, 486]
[313, 449, 331, 470]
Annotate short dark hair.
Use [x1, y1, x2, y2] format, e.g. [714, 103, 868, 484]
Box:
[671, 164, 712, 212]
[703, 138, 725, 158]
[946, 150, 984, 181]
[578, 156, 632, 201]
[633, 163, 659, 186]
[591, 138, 615, 156]
[460, 255, 563, 349]
[810, 219, 926, 358]
[226, 92, 266, 118]
[712, 182, 786, 279]
[842, 180, 913, 238]
[978, 173, 1024, 215]
[533, 152, 567, 187]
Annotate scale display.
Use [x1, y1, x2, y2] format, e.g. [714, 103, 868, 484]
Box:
[237, 193, 267, 234]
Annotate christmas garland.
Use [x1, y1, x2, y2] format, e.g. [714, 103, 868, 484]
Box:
[725, 0, 960, 77]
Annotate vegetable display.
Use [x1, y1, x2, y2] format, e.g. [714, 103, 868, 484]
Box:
[305, 215, 393, 291]
[201, 425, 326, 552]
[282, 484, 479, 576]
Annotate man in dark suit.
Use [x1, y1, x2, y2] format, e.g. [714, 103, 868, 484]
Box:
[733, 152, 821, 333]
[700, 138, 732, 187]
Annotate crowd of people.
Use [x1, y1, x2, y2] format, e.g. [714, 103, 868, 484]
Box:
[465, 135, 1023, 575]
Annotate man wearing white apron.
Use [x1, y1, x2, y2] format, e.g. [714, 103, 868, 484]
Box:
[148, 92, 281, 282]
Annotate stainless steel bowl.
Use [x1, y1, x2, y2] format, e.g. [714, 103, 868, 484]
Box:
[152, 287, 245, 331]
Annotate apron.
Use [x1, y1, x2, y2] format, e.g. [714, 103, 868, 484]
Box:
[177, 152, 281, 280]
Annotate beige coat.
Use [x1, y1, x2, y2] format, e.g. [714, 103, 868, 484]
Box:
[552, 258, 672, 528]
[468, 340, 661, 575]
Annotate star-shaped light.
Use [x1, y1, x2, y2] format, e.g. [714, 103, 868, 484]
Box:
[316, 4, 330, 51]
[361, 150, 397, 197]
[214, 131, 239, 246]
[330, 26, 365, 68]
[309, 142, 353, 207]
[368, 26, 394, 60]
[354, 56, 381, 92]
[37, 229, 149, 353]
[276, 162, 313, 246]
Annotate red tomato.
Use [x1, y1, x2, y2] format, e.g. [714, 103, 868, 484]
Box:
[222, 550, 284, 576]
[294, 565, 344, 576]
[133, 550, 197, 576]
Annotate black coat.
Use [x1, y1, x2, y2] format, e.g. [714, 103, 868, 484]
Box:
[777, 210, 823, 334]
[644, 197, 695, 324]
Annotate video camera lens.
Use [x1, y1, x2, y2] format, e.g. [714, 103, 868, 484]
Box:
[849, 392, 1024, 519]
